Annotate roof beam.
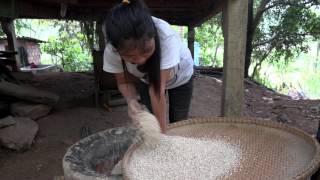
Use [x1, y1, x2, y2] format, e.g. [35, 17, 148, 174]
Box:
[190, 0, 225, 27]
[28, 0, 78, 4]
[5, 0, 224, 26]
[16, 1, 60, 19]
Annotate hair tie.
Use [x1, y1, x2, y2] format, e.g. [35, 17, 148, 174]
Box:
[122, 0, 130, 4]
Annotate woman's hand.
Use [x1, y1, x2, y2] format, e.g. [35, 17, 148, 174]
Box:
[127, 99, 165, 133]
[127, 98, 142, 120]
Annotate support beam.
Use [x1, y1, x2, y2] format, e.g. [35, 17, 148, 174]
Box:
[190, 0, 225, 27]
[0, 17, 20, 70]
[188, 26, 195, 59]
[0, 0, 16, 18]
[96, 20, 105, 51]
[221, 0, 248, 117]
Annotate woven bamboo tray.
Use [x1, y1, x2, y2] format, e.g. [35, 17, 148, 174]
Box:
[122, 117, 320, 180]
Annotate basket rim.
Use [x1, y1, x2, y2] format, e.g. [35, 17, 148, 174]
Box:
[122, 117, 320, 180]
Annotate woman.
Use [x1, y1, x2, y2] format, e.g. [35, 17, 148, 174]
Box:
[103, 0, 194, 131]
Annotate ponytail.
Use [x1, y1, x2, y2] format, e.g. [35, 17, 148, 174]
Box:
[105, 0, 161, 98]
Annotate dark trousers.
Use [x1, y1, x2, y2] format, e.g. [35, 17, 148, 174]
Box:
[137, 77, 193, 123]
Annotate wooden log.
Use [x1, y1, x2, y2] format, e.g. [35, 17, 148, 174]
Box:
[11, 72, 33, 81]
[194, 66, 223, 77]
[0, 61, 18, 83]
[0, 80, 59, 106]
[221, 0, 248, 117]
[0, 101, 10, 119]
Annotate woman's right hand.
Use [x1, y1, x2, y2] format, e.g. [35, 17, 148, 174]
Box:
[127, 98, 142, 120]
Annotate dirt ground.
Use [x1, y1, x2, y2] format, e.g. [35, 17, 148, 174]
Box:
[0, 72, 319, 180]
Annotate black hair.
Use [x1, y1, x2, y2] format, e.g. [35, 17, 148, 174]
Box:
[105, 0, 161, 97]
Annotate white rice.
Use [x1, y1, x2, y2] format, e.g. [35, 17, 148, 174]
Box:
[127, 135, 241, 180]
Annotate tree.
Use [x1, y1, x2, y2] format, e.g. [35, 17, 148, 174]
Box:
[246, 0, 320, 78]
[41, 20, 92, 72]
[195, 15, 224, 66]
[0, 19, 34, 37]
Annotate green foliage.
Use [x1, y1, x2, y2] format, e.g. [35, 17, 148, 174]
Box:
[251, 70, 274, 90]
[253, 48, 320, 99]
[271, 6, 318, 59]
[195, 14, 224, 67]
[248, 0, 320, 98]
[41, 20, 92, 72]
[251, 0, 320, 76]
[0, 19, 33, 37]
[1, 19, 93, 72]
[303, 71, 320, 98]
[15, 19, 35, 36]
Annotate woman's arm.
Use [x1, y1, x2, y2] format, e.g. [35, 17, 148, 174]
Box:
[115, 72, 144, 123]
[149, 69, 171, 131]
[115, 72, 138, 101]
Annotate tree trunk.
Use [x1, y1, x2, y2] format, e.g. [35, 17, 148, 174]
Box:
[188, 26, 195, 59]
[244, 0, 254, 78]
[212, 45, 220, 66]
[81, 21, 95, 52]
[315, 41, 320, 71]
[244, 0, 271, 78]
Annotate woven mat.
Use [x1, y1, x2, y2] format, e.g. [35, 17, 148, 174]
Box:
[122, 117, 320, 180]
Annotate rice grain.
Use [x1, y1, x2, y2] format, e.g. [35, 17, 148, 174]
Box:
[127, 135, 241, 180]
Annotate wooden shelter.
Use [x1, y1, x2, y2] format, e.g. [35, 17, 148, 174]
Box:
[0, 0, 248, 117]
[0, 0, 224, 26]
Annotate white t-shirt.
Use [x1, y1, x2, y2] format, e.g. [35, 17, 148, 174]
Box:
[103, 17, 194, 89]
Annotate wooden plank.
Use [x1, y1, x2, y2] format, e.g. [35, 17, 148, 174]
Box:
[0, 58, 16, 65]
[190, 0, 225, 27]
[73, 0, 208, 8]
[15, 1, 201, 25]
[13, 0, 222, 26]
[0, 0, 16, 18]
[39, 0, 78, 4]
[16, 1, 60, 19]
[221, 0, 248, 117]
[0, 51, 17, 57]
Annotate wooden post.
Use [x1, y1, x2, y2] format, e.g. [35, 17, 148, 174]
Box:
[0, 17, 20, 70]
[93, 20, 106, 107]
[96, 20, 106, 51]
[221, 0, 248, 117]
[188, 26, 195, 59]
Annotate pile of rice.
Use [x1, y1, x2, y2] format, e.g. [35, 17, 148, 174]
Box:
[127, 135, 242, 180]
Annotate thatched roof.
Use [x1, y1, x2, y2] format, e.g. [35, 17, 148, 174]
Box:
[0, 0, 225, 26]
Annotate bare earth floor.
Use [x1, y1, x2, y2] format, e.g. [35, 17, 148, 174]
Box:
[0, 72, 319, 180]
